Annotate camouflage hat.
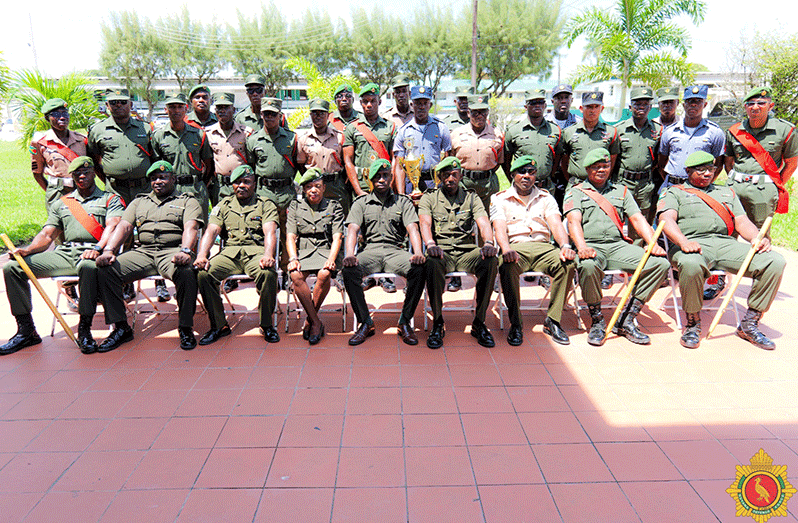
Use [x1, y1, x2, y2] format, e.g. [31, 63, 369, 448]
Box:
[391, 74, 411, 89]
[581, 91, 604, 105]
[411, 86, 432, 100]
[212, 92, 235, 106]
[146, 160, 174, 176]
[525, 89, 546, 101]
[106, 89, 131, 102]
[684, 151, 715, 169]
[510, 155, 537, 173]
[369, 158, 392, 179]
[359, 83, 380, 97]
[469, 94, 490, 110]
[298, 168, 323, 186]
[551, 84, 573, 96]
[67, 156, 94, 174]
[744, 86, 772, 103]
[333, 84, 353, 97]
[683, 85, 708, 100]
[164, 93, 188, 105]
[188, 84, 210, 100]
[230, 164, 255, 183]
[630, 86, 654, 101]
[244, 74, 266, 86]
[656, 87, 679, 102]
[454, 85, 475, 97]
[308, 98, 331, 112]
[42, 98, 68, 114]
[582, 148, 611, 168]
[261, 97, 282, 113]
[434, 156, 462, 174]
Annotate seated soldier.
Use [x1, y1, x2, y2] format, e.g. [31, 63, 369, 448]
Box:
[286, 169, 345, 345]
[658, 151, 786, 349]
[564, 149, 669, 346]
[2, 157, 123, 355]
[96, 161, 204, 352]
[342, 159, 427, 346]
[419, 157, 499, 349]
[194, 165, 280, 345]
[491, 155, 576, 346]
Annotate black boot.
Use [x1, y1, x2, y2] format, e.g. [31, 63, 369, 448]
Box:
[586, 304, 606, 346]
[736, 308, 775, 350]
[0, 314, 42, 356]
[680, 312, 701, 349]
[612, 298, 650, 345]
[155, 279, 170, 302]
[63, 282, 79, 312]
[77, 315, 98, 355]
[703, 274, 726, 301]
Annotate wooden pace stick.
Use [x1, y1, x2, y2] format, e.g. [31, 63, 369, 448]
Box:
[1, 233, 80, 349]
[707, 216, 773, 337]
[604, 220, 666, 338]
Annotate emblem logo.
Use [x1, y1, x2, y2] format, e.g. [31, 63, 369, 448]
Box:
[419, 87, 426, 94]
[159, 165, 166, 172]
[692, 87, 699, 94]
[727, 449, 795, 522]
[591, 93, 597, 99]
[762, 90, 768, 96]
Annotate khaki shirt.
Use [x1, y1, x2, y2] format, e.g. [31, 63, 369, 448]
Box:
[657, 182, 745, 239]
[563, 121, 620, 181]
[45, 186, 124, 243]
[616, 117, 661, 175]
[503, 117, 562, 180]
[490, 185, 559, 244]
[297, 125, 343, 173]
[381, 106, 414, 130]
[347, 191, 418, 249]
[563, 179, 640, 244]
[725, 116, 798, 175]
[206, 122, 252, 177]
[124, 191, 204, 247]
[209, 194, 278, 252]
[185, 111, 218, 129]
[235, 106, 262, 131]
[450, 122, 504, 171]
[418, 186, 486, 252]
[342, 115, 396, 168]
[87, 116, 153, 180]
[31, 129, 88, 185]
[152, 124, 213, 180]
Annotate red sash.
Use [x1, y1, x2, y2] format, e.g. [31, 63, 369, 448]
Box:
[39, 137, 80, 163]
[576, 184, 632, 243]
[354, 121, 391, 160]
[676, 186, 735, 236]
[729, 123, 790, 213]
[59, 196, 104, 241]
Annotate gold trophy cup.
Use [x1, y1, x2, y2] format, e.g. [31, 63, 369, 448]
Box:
[399, 146, 425, 196]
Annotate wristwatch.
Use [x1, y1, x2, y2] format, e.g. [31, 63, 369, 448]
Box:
[180, 247, 194, 255]
[560, 243, 573, 250]
[92, 245, 103, 252]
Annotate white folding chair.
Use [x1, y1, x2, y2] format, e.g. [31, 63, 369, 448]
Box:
[493, 271, 581, 330]
[285, 274, 348, 333]
[422, 271, 479, 331]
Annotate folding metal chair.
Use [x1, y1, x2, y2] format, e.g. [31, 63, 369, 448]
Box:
[493, 271, 581, 330]
[284, 274, 348, 333]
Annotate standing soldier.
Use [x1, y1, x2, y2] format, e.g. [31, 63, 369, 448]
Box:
[31, 98, 88, 210]
[329, 84, 361, 135]
[442, 85, 474, 132]
[236, 75, 266, 131]
[185, 84, 217, 129]
[382, 74, 414, 129]
[653, 87, 679, 128]
[503, 89, 562, 193]
[297, 98, 348, 213]
[206, 92, 252, 205]
[562, 91, 620, 189]
[546, 84, 581, 129]
[450, 94, 504, 212]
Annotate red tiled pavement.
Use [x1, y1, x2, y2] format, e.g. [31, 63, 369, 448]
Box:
[1, 247, 798, 521]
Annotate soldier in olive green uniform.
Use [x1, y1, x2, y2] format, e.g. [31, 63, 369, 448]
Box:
[442, 85, 474, 131]
[329, 84, 361, 135]
[343, 159, 427, 346]
[562, 91, 620, 188]
[87, 89, 153, 206]
[564, 149, 669, 346]
[185, 84, 218, 129]
[503, 89, 563, 192]
[615, 87, 662, 235]
[1, 157, 124, 356]
[658, 151, 786, 350]
[96, 161, 204, 352]
[194, 165, 281, 345]
[419, 157, 499, 349]
[152, 93, 215, 222]
[236, 75, 266, 131]
[724, 86, 798, 229]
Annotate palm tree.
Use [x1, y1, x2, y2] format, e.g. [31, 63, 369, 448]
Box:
[564, 0, 706, 109]
[7, 69, 104, 150]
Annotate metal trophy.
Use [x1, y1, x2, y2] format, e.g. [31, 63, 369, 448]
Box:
[399, 144, 425, 196]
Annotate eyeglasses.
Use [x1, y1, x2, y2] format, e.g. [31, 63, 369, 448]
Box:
[690, 165, 714, 173]
[48, 110, 69, 118]
[516, 167, 537, 175]
[108, 100, 128, 106]
[745, 100, 769, 107]
[246, 87, 264, 95]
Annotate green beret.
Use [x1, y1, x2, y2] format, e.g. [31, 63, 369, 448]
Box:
[656, 87, 679, 102]
[147, 160, 174, 176]
[630, 86, 654, 101]
[434, 156, 461, 174]
[582, 148, 611, 168]
[369, 158, 392, 179]
[212, 92, 235, 106]
[298, 168, 323, 186]
[67, 156, 94, 174]
[244, 74, 265, 86]
[685, 151, 715, 169]
[188, 84, 210, 99]
[261, 97, 282, 113]
[454, 85, 475, 96]
[744, 87, 772, 102]
[391, 74, 411, 88]
[164, 93, 187, 105]
[333, 84, 353, 97]
[42, 98, 68, 114]
[525, 89, 546, 101]
[469, 94, 489, 110]
[106, 89, 130, 102]
[359, 83, 380, 97]
[510, 155, 537, 173]
[230, 164, 254, 183]
[308, 98, 331, 112]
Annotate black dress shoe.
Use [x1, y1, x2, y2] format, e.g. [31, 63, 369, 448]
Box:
[380, 277, 397, 293]
[507, 324, 523, 346]
[397, 323, 418, 345]
[263, 326, 281, 344]
[155, 280, 170, 302]
[302, 322, 311, 340]
[470, 321, 495, 348]
[308, 323, 325, 346]
[0, 331, 42, 356]
[78, 335, 99, 355]
[179, 327, 197, 350]
[199, 325, 232, 346]
[543, 317, 570, 345]
[426, 321, 445, 349]
[97, 325, 134, 353]
[349, 323, 375, 346]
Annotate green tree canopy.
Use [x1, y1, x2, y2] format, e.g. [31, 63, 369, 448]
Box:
[346, 8, 407, 93]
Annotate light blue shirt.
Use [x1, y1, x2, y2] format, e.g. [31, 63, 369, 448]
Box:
[393, 115, 452, 171]
[659, 118, 725, 180]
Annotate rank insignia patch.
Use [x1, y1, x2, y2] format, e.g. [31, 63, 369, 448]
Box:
[727, 449, 795, 522]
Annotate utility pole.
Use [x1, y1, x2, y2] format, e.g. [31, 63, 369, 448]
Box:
[471, 0, 478, 91]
